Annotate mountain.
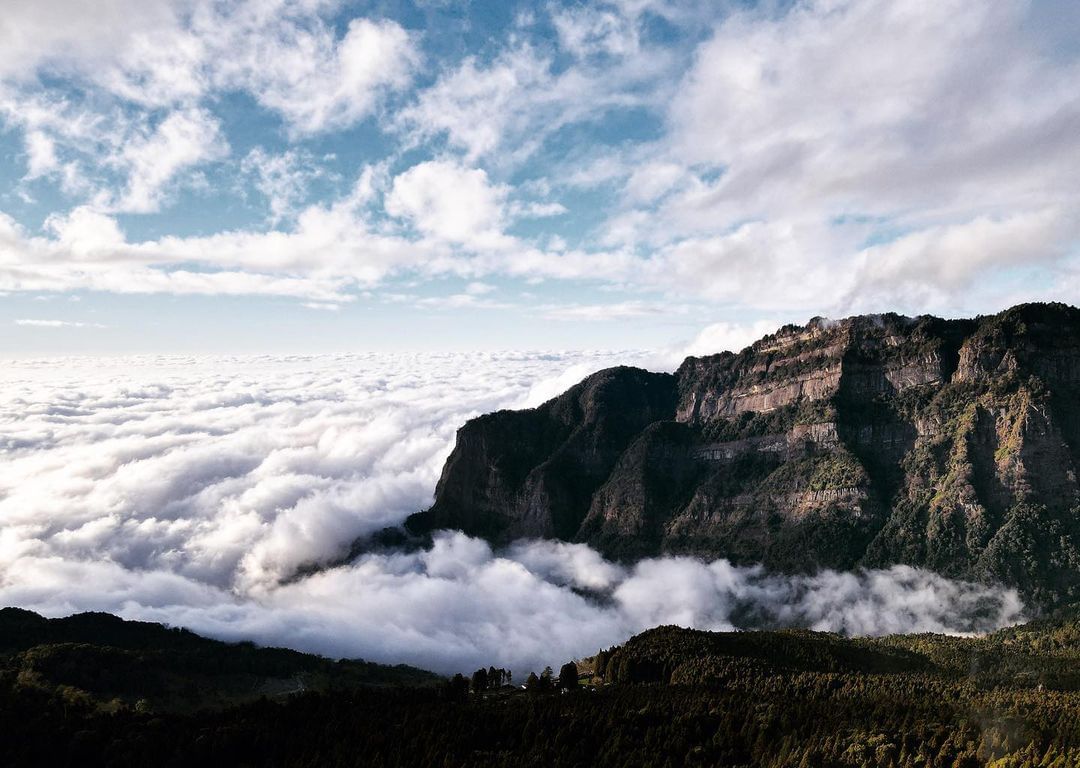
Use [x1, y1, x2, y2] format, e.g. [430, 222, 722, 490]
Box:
[407, 303, 1080, 609]
[0, 608, 440, 713]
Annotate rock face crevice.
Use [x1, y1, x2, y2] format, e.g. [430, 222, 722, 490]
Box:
[405, 304, 1080, 609]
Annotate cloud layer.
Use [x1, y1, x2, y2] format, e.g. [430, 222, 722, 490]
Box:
[0, 354, 1024, 675]
[1, 0, 1077, 333]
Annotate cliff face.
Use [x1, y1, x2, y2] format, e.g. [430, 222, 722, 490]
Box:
[407, 366, 678, 541]
[406, 304, 1080, 608]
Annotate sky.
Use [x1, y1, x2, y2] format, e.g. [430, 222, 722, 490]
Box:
[1, 0, 1079, 357]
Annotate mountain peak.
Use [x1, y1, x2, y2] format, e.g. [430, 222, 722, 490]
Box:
[410, 303, 1080, 609]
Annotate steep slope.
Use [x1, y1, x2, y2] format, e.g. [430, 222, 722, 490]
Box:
[409, 303, 1080, 608]
[406, 366, 677, 542]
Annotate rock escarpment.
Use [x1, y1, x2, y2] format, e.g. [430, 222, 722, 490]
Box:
[406, 303, 1080, 608]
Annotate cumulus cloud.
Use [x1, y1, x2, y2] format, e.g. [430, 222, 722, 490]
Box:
[396, 41, 664, 164]
[0, 0, 417, 129]
[111, 107, 228, 213]
[595, 0, 1080, 316]
[2, 0, 1076, 321]
[0, 0, 180, 84]
[21, 130, 59, 180]
[216, 16, 417, 136]
[0, 179, 415, 300]
[0, 0, 416, 227]
[667, 0, 1080, 220]
[0, 164, 608, 303]
[387, 161, 511, 248]
[0, 354, 1025, 676]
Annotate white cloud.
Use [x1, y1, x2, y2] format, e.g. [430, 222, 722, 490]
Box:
[0, 96, 226, 214]
[623, 161, 685, 204]
[241, 147, 328, 223]
[642, 219, 854, 310]
[0, 0, 1077, 324]
[387, 160, 511, 249]
[509, 200, 568, 219]
[113, 108, 228, 213]
[464, 281, 495, 296]
[539, 300, 684, 322]
[0, 173, 432, 300]
[0, 1, 417, 223]
[21, 130, 59, 179]
[0, 1, 417, 130]
[216, 16, 417, 136]
[414, 293, 513, 311]
[680, 319, 781, 357]
[535, 0, 1080, 318]
[845, 209, 1077, 312]
[0, 354, 1024, 676]
[398, 43, 662, 164]
[13, 319, 107, 328]
[552, 5, 641, 59]
[0, 352, 629, 590]
[653, 0, 1080, 238]
[397, 49, 552, 162]
[0, 173, 637, 303]
[0, 0, 180, 84]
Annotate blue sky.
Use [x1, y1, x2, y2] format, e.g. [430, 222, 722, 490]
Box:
[1, 0, 1079, 356]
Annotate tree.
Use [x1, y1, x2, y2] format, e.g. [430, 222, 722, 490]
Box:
[470, 667, 488, 693]
[559, 662, 578, 691]
[443, 673, 469, 701]
[524, 672, 541, 693]
[596, 650, 610, 679]
[540, 666, 554, 691]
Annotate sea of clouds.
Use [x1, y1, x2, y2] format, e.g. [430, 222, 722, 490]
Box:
[0, 353, 1025, 675]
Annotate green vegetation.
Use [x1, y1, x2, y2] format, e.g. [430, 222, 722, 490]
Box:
[701, 398, 836, 442]
[7, 611, 1080, 766]
[0, 608, 440, 715]
[756, 451, 868, 494]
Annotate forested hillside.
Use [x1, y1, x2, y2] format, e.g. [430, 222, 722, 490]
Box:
[4, 608, 1080, 766]
[0, 608, 439, 714]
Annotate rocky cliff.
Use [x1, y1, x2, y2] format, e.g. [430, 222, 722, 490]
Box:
[406, 303, 1080, 608]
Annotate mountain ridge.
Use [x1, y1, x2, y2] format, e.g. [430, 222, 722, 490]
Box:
[0, 607, 441, 713]
[407, 302, 1080, 609]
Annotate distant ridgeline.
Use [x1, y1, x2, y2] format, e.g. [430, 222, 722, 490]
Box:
[0, 607, 439, 714]
[407, 303, 1080, 610]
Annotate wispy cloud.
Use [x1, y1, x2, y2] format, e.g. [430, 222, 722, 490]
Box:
[14, 318, 107, 328]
